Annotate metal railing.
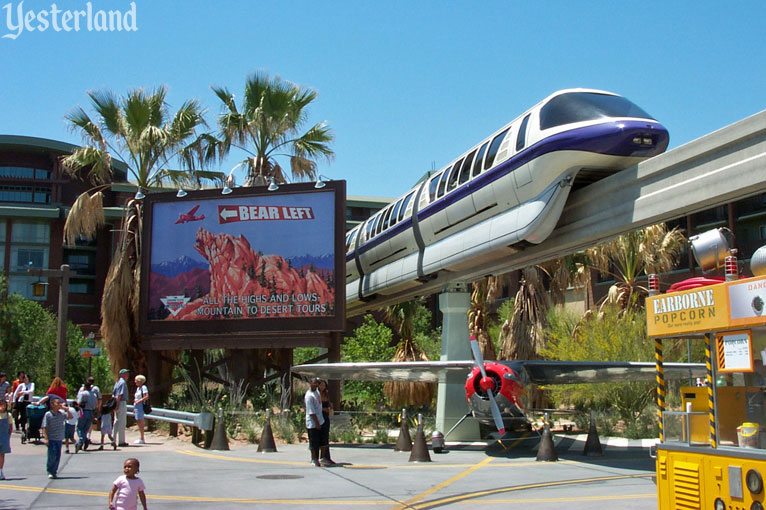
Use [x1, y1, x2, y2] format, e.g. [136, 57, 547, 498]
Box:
[125, 405, 214, 431]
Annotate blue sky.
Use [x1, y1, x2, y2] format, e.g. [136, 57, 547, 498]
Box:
[1, 1, 764, 199]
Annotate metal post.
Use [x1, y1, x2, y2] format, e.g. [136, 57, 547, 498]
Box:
[705, 333, 718, 448]
[56, 264, 70, 380]
[28, 264, 71, 381]
[655, 338, 665, 443]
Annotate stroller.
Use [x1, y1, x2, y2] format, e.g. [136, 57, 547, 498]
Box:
[22, 404, 47, 444]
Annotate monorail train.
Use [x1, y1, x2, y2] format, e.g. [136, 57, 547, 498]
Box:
[345, 89, 669, 305]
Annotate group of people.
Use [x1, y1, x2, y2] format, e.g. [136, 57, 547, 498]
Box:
[304, 378, 336, 467]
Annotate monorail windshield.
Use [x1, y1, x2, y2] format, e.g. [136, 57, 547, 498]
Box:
[540, 92, 654, 130]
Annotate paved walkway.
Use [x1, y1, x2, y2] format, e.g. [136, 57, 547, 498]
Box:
[0, 429, 659, 509]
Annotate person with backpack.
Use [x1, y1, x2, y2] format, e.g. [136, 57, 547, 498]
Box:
[75, 381, 97, 452]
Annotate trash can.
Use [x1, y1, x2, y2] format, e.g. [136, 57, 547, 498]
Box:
[737, 422, 760, 448]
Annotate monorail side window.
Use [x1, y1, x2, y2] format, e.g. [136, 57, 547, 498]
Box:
[458, 150, 476, 185]
[399, 192, 414, 221]
[376, 211, 387, 235]
[382, 206, 394, 231]
[516, 114, 530, 151]
[437, 168, 451, 197]
[372, 214, 382, 237]
[428, 173, 442, 203]
[484, 128, 510, 170]
[472, 142, 489, 178]
[390, 199, 403, 227]
[539, 92, 654, 130]
[365, 219, 374, 241]
[447, 158, 464, 192]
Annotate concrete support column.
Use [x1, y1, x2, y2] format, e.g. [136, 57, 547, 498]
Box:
[436, 283, 480, 440]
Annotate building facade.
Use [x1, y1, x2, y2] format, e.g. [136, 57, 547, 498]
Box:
[0, 135, 130, 333]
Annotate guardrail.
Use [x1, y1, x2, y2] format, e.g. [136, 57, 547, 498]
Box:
[125, 405, 214, 431]
[29, 396, 215, 433]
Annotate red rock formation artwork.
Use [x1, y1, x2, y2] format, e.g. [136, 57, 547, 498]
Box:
[168, 228, 334, 320]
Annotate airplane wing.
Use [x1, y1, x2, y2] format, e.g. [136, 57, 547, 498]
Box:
[516, 360, 706, 385]
[292, 360, 706, 384]
[292, 361, 474, 383]
[187, 204, 200, 215]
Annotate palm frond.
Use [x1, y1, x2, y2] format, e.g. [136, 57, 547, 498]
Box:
[61, 147, 113, 184]
[63, 191, 105, 246]
[87, 89, 123, 136]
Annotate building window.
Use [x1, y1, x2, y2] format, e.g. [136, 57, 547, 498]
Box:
[7, 221, 50, 301]
[0, 185, 52, 204]
[8, 274, 47, 300]
[64, 252, 95, 275]
[0, 167, 51, 180]
[12, 221, 50, 243]
[13, 248, 45, 270]
[69, 280, 94, 294]
[0, 220, 5, 270]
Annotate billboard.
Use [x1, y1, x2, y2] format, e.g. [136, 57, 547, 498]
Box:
[138, 181, 346, 340]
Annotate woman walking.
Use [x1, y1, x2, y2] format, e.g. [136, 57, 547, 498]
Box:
[132, 375, 149, 445]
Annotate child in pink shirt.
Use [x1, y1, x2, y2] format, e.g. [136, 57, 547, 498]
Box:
[108, 458, 147, 510]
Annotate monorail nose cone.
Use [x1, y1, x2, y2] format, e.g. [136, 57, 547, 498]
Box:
[480, 376, 495, 392]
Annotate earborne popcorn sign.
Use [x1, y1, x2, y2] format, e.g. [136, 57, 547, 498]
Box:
[647, 284, 729, 336]
[647, 275, 766, 337]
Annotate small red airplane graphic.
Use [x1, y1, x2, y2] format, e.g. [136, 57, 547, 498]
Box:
[175, 205, 205, 224]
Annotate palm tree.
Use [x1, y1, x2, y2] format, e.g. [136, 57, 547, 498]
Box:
[383, 299, 435, 407]
[210, 71, 334, 186]
[584, 223, 686, 310]
[468, 275, 501, 360]
[61, 86, 218, 375]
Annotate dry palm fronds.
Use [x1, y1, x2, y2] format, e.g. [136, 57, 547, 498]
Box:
[63, 191, 105, 246]
[383, 299, 435, 407]
[384, 338, 435, 407]
[100, 240, 138, 373]
[497, 267, 551, 408]
[499, 267, 549, 361]
[101, 202, 145, 376]
[468, 276, 500, 360]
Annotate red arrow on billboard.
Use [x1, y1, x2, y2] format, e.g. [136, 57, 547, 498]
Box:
[219, 206, 239, 223]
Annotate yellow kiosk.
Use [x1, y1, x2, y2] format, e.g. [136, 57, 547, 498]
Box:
[649, 262, 766, 510]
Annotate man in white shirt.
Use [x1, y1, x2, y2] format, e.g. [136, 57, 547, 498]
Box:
[304, 378, 324, 467]
[112, 369, 130, 447]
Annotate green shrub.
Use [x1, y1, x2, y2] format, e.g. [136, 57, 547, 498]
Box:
[373, 429, 389, 443]
[340, 429, 357, 444]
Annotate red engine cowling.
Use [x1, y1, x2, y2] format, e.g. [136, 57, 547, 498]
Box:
[465, 362, 523, 412]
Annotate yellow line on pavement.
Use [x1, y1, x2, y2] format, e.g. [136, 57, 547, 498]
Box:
[178, 449, 310, 466]
[0, 481, 390, 505]
[458, 493, 655, 503]
[409, 473, 654, 509]
[178, 448, 651, 470]
[0, 483, 45, 493]
[393, 457, 495, 509]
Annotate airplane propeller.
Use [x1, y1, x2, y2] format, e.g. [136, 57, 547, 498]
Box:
[469, 335, 506, 436]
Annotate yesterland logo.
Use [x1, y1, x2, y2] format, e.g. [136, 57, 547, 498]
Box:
[2, 1, 137, 40]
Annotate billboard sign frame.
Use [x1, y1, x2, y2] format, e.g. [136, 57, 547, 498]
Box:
[138, 180, 346, 346]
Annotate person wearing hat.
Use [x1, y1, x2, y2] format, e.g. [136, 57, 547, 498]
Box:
[112, 369, 130, 447]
